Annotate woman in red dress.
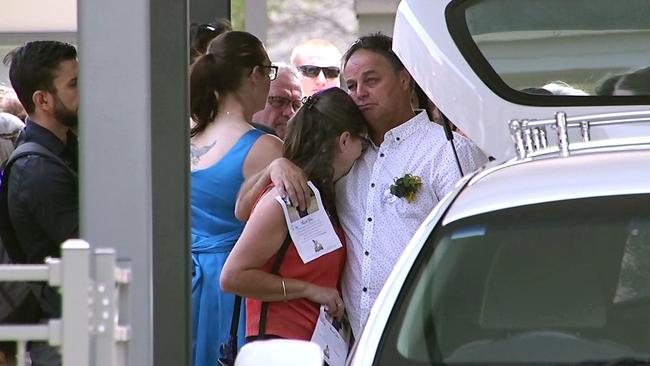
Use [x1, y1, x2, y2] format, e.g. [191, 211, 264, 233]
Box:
[221, 87, 368, 341]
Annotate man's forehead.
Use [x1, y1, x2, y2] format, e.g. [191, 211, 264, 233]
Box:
[343, 50, 388, 78]
[343, 64, 380, 81]
[53, 59, 79, 80]
[270, 73, 302, 96]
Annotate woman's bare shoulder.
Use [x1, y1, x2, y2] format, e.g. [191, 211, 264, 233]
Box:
[248, 187, 288, 231]
[243, 133, 283, 177]
[254, 133, 283, 153]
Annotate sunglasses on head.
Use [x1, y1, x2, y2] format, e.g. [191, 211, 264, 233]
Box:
[199, 23, 216, 31]
[297, 65, 341, 79]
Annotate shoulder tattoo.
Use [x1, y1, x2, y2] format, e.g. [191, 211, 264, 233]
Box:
[190, 141, 216, 165]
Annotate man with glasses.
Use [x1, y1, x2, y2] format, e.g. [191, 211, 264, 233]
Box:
[237, 33, 488, 339]
[252, 63, 303, 140]
[290, 39, 342, 96]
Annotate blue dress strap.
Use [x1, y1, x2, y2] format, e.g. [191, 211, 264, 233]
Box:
[229, 129, 264, 166]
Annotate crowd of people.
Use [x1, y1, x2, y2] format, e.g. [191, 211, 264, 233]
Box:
[0, 17, 648, 366]
[186, 24, 488, 366]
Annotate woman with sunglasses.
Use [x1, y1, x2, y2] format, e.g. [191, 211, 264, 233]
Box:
[220, 87, 369, 342]
[189, 30, 282, 366]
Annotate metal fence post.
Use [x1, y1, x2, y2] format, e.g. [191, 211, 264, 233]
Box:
[94, 248, 116, 366]
[94, 248, 132, 366]
[115, 259, 132, 366]
[60, 239, 91, 365]
[1, 240, 133, 366]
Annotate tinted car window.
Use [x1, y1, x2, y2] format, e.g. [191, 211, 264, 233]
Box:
[375, 194, 650, 365]
[454, 0, 650, 97]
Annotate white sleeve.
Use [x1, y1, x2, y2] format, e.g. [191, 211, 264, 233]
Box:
[453, 133, 489, 176]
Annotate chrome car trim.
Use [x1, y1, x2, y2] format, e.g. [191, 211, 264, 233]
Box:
[511, 110, 650, 159]
[557, 112, 570, 157]
[528, 137, 650, 159]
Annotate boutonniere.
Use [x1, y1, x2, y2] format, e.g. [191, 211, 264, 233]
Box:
[389, 174, 423, 203]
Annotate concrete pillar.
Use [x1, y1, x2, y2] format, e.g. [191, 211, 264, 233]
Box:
[245, 0, 268, 44]
[78, 0, 191, 364]
[191, 0, 231, 25]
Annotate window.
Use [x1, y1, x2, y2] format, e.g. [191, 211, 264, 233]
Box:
[448, 0, 650, 101]
[375, 194, 650, 365]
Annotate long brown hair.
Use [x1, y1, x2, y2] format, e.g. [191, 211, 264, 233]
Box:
[283, 87, 367, 221]
[189, 31, 267, 137]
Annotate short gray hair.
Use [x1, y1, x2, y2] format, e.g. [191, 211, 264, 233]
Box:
[274, 61, 300, 81]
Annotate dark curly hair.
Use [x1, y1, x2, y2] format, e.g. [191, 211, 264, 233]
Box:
[283, 87, 368, 222]
[342, 32, 404, 72]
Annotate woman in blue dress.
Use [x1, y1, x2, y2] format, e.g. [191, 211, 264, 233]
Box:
[189, 31, 283, 366]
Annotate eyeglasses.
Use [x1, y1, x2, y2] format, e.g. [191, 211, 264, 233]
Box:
[258, 65, 279, 81]
[297, 65, 341, 79]
[267, 96, 302, 111]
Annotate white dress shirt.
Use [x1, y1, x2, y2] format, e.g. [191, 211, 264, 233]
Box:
[335, 111, 488, 337]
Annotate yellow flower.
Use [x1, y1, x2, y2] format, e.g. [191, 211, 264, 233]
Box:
[390, 174, 423, 203]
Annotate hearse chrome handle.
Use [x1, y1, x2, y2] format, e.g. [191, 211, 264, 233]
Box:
[509, 110, 650, 159]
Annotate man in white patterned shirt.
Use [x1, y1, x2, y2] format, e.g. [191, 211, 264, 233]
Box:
[336, 33, 487, 337]
[235, 33, 488, 339]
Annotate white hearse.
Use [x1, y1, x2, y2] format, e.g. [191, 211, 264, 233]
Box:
[239, 0, 650, 364]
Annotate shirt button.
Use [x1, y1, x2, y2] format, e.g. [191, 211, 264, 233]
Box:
[380, 153, 385, 157]
[370, 183, 375, 188]
[396, 137, 401, 141]
[367, 217, 372, 222]
[362, 287, 368, 292]
[364, 251, 369, 256]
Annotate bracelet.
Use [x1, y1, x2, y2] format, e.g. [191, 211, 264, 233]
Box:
[281, 278, 287, 302]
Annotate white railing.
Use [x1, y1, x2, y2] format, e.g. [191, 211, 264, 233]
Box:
[0, 239, 131, 366]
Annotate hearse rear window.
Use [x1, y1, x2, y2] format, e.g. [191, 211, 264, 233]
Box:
[449, 0, 650, 102]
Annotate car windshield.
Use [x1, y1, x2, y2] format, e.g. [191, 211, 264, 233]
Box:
[374, 194, 650, 365]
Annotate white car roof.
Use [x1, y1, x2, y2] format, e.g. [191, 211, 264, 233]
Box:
[443, 146, 650, 224]
[393, 0, 650, 161]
